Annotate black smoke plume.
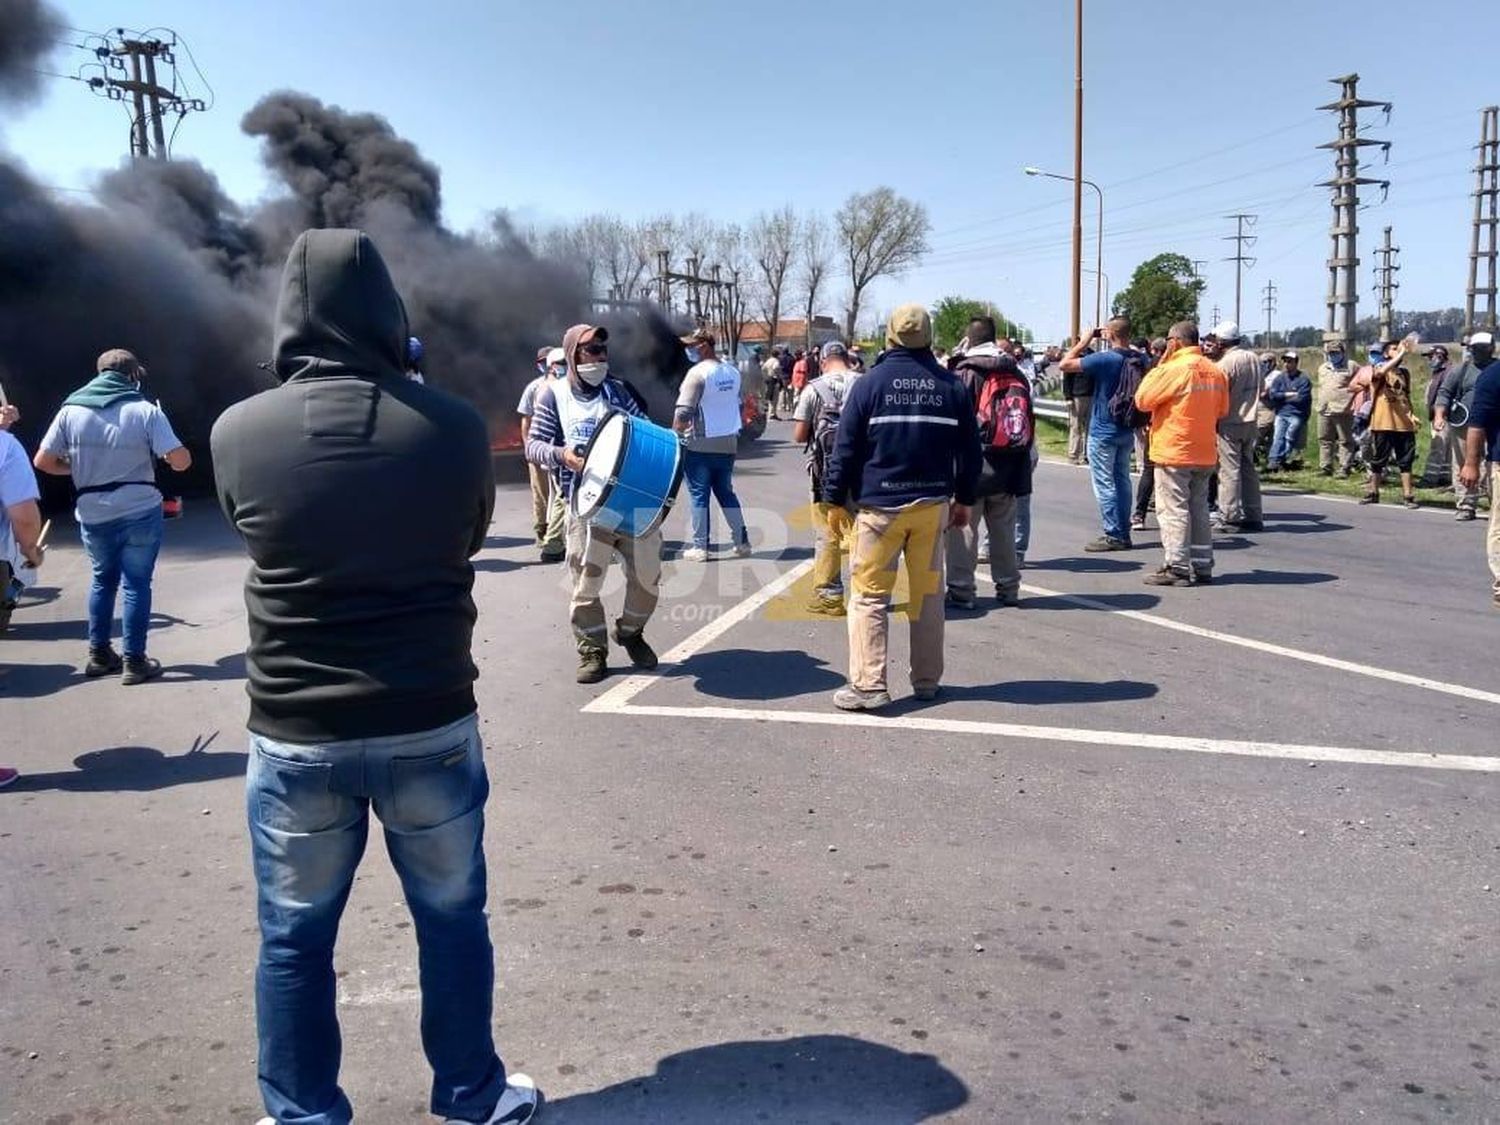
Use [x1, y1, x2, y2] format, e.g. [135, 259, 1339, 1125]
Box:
[0, 81, 687, 501]
[0, 0, 62, 105]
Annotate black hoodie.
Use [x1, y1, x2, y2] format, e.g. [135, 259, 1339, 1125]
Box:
[211, 229, 495, 742]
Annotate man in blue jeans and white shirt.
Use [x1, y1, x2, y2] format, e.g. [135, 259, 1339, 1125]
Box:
[211, 229, 538, 1125]
[34, 348, 190, 683]
[1060, 317, 1141, 552]
[674, 327, 751, 561]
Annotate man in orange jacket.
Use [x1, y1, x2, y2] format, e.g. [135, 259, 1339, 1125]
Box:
[1134, 321, 1229, 586]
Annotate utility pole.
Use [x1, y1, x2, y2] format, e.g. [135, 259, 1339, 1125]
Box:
[1211, 303, 1221, 328]
[1318, 74, 1392, 345]
[1224, 213, 1258, 326]
[104, 38, 203, 160]
[1373, 225, 1400, 342]
[1190, 259, 1208, 319]
[1262, 280, 1278, 347]
[1466, 105, 1499, 333]
[1068, 0, 1084, 345]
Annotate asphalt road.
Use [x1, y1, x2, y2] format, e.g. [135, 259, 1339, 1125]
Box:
[2, 422, 1497, 1124]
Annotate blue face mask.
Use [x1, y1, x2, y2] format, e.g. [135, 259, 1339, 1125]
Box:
[685, 347, 702, 363]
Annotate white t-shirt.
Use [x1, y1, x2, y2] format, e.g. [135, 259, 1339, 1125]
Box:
[675, 360, 742, 453]
[0, 430, 40, 565]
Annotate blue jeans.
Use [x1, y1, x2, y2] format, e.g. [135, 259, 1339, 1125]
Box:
[683, 450, 747, 550]
[1087, 431, 1134, 542]
[78, 506, 163, 658]
[1015, 494, 1031, 555]
[247, 713, 506, 1124]
[1269, 414, 1305, 466]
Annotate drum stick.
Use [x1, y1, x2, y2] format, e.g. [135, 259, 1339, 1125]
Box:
[0, 382, 9, 408]
[38, 519, 52, 550]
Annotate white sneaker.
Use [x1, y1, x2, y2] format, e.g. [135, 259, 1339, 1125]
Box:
[446, 1073, 541, 1124]
[681, 547, 709, 562]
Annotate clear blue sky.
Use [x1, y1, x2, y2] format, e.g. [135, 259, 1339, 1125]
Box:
[6, 0, 1492, 342]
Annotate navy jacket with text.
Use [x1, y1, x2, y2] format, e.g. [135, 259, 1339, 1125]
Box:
[823, 347, 982, 509]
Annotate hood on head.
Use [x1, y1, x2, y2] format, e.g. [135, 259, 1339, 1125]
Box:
[272, 229, 408, 383]
[561, 322, 606, 383]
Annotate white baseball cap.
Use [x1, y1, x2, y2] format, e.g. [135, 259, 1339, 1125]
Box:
[546, 347, 566, 366]
[1210, 321, 1241, 342]
[1470, 330, 1496, 349]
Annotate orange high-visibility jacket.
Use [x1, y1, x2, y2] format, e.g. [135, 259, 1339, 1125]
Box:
[1135, 346, 1229, 468]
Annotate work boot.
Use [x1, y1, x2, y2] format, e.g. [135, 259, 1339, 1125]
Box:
[833, 685, 891, 712]
[613, 628, 658, 670]
[807, 592, 847, 616]
[120, 655, 163, 685]
[85, 646, 124, 678]
[1143, 566, 1194, 587]
[1084, 535, 1131, 552]
[576, 647, 608, 684]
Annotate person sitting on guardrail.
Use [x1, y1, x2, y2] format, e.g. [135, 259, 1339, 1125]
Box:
[1134, 321, 1229, 586]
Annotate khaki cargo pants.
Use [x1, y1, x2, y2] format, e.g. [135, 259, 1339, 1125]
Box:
[848, 502, 947, 694]
[1155, 466, 1214, 578]
[566, 514, 661, 655]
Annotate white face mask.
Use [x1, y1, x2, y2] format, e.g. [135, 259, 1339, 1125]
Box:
[575, 361, 608, 387]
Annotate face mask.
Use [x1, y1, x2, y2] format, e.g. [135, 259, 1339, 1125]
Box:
[576, 361, 608, 387]
[685, 347, 702, 364]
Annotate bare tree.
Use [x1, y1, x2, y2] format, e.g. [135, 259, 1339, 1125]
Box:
[798, 213, 833, 351]
[748, 205, 799, 351]
[835, 187, 931, 342]
[711, 222, 753, 357]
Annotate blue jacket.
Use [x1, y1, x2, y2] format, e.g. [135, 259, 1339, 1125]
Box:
[1266, 372, 1312, 419]
[823, 347, 982, 509]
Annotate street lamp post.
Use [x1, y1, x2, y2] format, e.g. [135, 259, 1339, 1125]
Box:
[1026, 165, 1105, 327]
[1082, 268, 1110, 320]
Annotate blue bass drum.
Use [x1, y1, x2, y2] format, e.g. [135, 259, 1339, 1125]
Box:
[571, 411, 684, 538]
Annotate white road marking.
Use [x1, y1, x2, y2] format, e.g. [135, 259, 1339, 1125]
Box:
[601, 703, 1499, 773]
[1014, 580, 1500, 707]
[582, 558, 815, 715]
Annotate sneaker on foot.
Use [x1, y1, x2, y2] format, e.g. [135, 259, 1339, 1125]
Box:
[0, 766, 18, 789]
[1457, 507, 1477, 522]
[539, 548, 565, 563]
[1193, 571, 1214, 585]
[945, 590, 977, 610]
[613, 629, 658, 670]
[1403, 496, 1420, 510]
[120, 656, 163, 685]
[680, 546, 709, 562]
[834, 686, 891, 712]
[996, 590, 1020, 607]
[733, 542, 752, 559]
[1358, 492, 1378, 505]
[85, 646, 123, 678]
[1129, 515, 1147, 531]
[912, 685, 942, 702]
[1084, 535, 1131, 553]
[447, 1073, 542, 1125]
[576, 648, 608, 684]
[807, 594, 847, 617]
[1143, 566, 1194, 587]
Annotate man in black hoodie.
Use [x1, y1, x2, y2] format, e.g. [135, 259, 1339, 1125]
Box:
[211, 230, 538, 1125]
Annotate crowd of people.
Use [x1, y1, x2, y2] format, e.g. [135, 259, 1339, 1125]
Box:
[3, 214, 1499, 1121]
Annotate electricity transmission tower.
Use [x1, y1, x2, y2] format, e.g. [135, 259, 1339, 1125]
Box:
[1318, 74, 1392, 345]
[1224, 214, 1258, 326]
[1467, 105, 1499, 333]
[1373, 226, 1400, 342]
[1261, 280, 1277, 347]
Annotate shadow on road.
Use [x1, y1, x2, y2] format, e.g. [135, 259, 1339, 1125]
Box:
[483, 534, 532, 550]
[1210, 570, 1338, 587]
[1259, 516, 1353, 534]
[474, 555, 562, 574]
[163, 653, 248, 682]
[1022, 591, 1162, 612]
[1025, 556, 1143, 574]
[0, 662, 84, 697]
[678, 648, 841, 700]
[545, 1034, 967, 1124]
[5, 736, 246, 794]
[891, 679, 1159, 709]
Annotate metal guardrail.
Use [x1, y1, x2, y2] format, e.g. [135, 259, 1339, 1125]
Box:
[1033, 397, 1068, 421]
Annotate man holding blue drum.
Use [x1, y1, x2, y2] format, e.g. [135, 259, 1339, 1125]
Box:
[673, 327, 751, 562]
[525, 323, 662, 684]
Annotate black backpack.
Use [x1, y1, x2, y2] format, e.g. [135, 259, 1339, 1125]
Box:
[1107, 350, 1150, 429]
[805, 377, 847, 485]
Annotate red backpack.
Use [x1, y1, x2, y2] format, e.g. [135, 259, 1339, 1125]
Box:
[977, 371, 1034, 450]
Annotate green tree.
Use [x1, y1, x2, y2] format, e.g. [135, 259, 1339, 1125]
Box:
[1111, 253, 1206, 339]
[930, 296, 1026, 351]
